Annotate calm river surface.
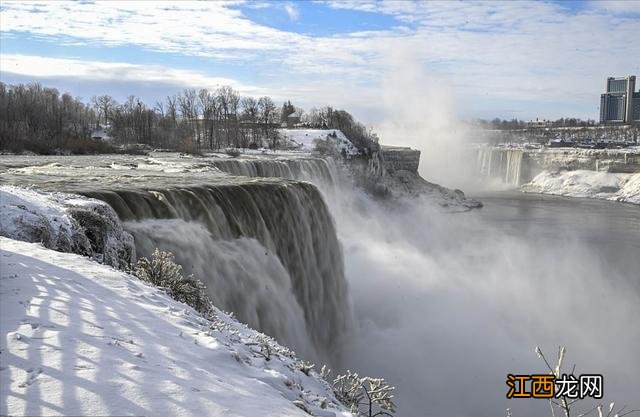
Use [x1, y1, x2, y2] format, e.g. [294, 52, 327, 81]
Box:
[472, 191, 640, 290]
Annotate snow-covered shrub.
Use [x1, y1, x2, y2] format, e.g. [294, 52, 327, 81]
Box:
[248, 340, 273, 361]
[135, 249, 212, 315]
[320, 364, 331, 380]
[332, 370, 396, 417]
[296, 361, 315, 376]
[135, 249, 181, 286]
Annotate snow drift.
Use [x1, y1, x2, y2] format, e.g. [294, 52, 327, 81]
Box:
[0, 237, 349, 417]
[522, 170, 640, 205]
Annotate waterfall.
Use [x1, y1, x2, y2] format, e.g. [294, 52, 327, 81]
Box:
[476, 147, 525, 186]
[504, 149, 523, 186]
[82, 178, 351, 363]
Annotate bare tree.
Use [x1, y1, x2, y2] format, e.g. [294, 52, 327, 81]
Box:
[258, 96, 277, 148]
[178, 89, 200, 151]
[217, 86, 240, 148]
[198, 89, 216, 149]
[240, 96, 259, 147]
[91, 95, 116, 127]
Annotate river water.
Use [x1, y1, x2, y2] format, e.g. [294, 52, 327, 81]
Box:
[474, 191, 640, 290]
[338, 188, 640, 416]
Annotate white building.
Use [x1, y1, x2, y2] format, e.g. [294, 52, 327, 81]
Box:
[91, 125, 112, 141]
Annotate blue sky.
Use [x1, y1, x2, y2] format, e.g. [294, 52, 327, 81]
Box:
[1, 0, 639, 124]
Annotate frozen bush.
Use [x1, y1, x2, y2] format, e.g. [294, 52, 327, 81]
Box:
[332, 370, 396, 417]
[135, 248, 212, 315]
[296, 361, 315, 376]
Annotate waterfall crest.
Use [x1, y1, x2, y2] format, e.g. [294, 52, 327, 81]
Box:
[209, 157, 338, 185]
[83, 179, 351, 362]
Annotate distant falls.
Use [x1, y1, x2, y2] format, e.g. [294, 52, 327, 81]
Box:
[83, 171, 350, 363]
[476, 147, 529, 186]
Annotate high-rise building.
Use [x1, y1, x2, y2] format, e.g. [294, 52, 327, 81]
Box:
[600, 75, 638, 124]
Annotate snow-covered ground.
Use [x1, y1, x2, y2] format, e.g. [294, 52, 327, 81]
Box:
[278, 129, 357, 156]
[521, 170, 640, 205]
[0, 237, 350, 417]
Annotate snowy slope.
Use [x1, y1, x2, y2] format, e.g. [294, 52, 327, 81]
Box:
[521, 170, 640, 205]
[278, 129, 358, 156]
[0, 237, 350, 417]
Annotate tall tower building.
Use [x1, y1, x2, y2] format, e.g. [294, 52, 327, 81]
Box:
[600, 75, 637, 124]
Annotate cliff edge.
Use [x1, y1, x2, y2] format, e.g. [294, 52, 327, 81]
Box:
[349, 144, 482, 210]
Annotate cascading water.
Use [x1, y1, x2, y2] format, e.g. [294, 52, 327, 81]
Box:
[127, 219, 317, 358]
[209, 157, 338, 185]
[476, 147, 525, 186]
[82, 177, 351, 363]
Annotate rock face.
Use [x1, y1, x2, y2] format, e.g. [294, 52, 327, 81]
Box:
[351, 145, 482, 210]
[381, 145, 421, 174]
[528, 148, 640, 173]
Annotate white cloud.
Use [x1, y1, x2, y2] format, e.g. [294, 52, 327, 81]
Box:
[0, 54, 268, 96]
[284, 3, 300, 21]
[589, 0, 640, 13]
[0, 2, 292, 55]
[0, 53, 381, 120]
[0, 1, 387, 78]
[1, 1, 639, 120]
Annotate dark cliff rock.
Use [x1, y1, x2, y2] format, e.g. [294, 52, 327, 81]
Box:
[380, 146, 421, 174]
[347, 145, 482, 210]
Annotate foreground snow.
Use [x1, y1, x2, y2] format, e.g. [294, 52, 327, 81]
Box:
[0, 237, 349, 417]
[521, 170, 640, 205]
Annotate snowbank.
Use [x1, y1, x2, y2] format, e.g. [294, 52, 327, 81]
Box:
[0, 237, 350, 417]
[279, 129, 358, 156]
[521, 170, 640, 205]
[0, 186, 134, 268]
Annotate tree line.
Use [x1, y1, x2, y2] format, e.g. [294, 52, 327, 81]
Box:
[0, 81, 377, 155]
[0, 82, 107, 154]
[476, 117, 598, 130]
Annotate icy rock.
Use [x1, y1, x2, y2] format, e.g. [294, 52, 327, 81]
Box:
[0, 185, 135, 268]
